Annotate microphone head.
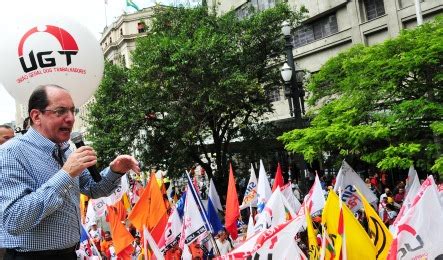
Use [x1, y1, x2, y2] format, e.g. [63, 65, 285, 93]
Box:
[70, 131, 83, 144]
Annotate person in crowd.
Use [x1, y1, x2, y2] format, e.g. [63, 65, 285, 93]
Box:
[0, 85, 140, 260]
[131, 236, 142, 260]
[380, 187, 391, 202]
[165, 243, 182, 260]
[215, 230, 233, 255]
[0, 124, 14, 145]
[88, 222, 103, 253]
[189, 240, 204, 260]
[101, 231, 114, 260]
[394, 188, 405, 204]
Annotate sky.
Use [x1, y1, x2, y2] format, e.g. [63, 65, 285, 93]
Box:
[0, 0, 182, 124]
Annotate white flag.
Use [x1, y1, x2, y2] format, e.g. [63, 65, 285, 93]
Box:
[392, 166, 420, 228]
[281, 183, 301, 213]
[257, 160, 272, 213]
[104, 174, 129, 205]
[225, 215, 305, 259]
[180, 184, 207, 247]
[298, 174, 325, 217]
[254, 188, 295, 233]
[246, 209, 255, 240]
[388, 176, 443, 259]
[160, 207, 182, 253]
[240, 164, 258, 210]
[334, 161, 377, 212]
[208, 178, 223, 212]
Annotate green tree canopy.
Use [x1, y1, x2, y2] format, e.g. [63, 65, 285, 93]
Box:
[279, 17, 443, 175]
[87, 4, 306, 187]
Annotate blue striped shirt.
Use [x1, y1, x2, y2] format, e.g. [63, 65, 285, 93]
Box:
[0, 127, 123, 251]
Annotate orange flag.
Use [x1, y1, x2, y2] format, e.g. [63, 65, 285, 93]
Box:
[225, 163, 240, 240]
[128, 173, 168, 243]
[272, 162, 284, 192]
[114, 199, 127, 221]
[106, 206, 134, 260]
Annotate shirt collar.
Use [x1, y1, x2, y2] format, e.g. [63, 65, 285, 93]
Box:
[25, 127, 70, 154]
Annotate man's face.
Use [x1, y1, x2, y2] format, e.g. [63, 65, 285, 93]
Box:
[31, 87, 75, 143]
[0, 127, 14, 145]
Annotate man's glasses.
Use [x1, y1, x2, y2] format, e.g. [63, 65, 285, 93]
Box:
[40, 107, 79, 117]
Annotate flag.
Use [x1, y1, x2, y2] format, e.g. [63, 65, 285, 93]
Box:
[246, 209, 255, 240]
[126, 0, 140, 11]
[388, 176, 443, 260]
[128, 173, 168, 243]
[176, 191, 186, 219]
[224, 215, 305, 259]
[272, 162, 285, 192]
[144, 225, 165, 260]
[321, 190, 376, 259]
[392, 165, 420, 229]
[305, 204, 320, 260]
[257, 159, 272, 213]
[160, 207, 182, 254]
[107, 206, 134, 259]
[334, 192, 345, 260]
[298, 174, 325, 217]
[208, 178, 223, 211]
[225, 163, 240, 240]
[180, 183, 208, 246]
[207, 180, 223, 234]
[105, 174, 130, 206]
[319, 226, 336, 260]
[356, 187, 393, 259]
[240, 164, 258, 210]
[281, 183, 302, 213]
[334, 161, 377, 212]
[253, 188, 295, 233]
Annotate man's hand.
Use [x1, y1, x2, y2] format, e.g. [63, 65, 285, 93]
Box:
[63, 146, 97, 177]
[110, 155, 140, 175]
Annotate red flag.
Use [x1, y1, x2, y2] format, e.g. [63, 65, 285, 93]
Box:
[106, 206, 134, 259]
[272, 162, 284, 192]
[225, 163, 240, 240]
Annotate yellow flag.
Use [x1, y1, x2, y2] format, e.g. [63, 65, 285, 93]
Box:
[356, 188, 393, 259]
[305, 205, 320, 260]
[122, 193, 132, 212]
[322, 191, 376, 259]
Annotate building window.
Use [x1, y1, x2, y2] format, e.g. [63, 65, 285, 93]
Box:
[109, 37, 112, 44]
[363, 0, 385, 21]
[293, 14, 338, 47]
[267, 87, 281, 102]
[235, 0, 281, 19]
[137, 22, 145, 33]
[120, 28, 124, 36]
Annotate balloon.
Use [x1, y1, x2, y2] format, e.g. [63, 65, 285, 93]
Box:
[0, 16, 104, 106]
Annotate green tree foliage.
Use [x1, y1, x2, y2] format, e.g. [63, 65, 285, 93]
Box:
[279, 17, 443, 174]
[87, 4, 306, 186]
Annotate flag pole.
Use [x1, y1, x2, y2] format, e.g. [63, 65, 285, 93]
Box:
[185, 170, 221, 256]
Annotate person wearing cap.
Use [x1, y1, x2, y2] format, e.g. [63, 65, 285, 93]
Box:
[215, 230, 232, 256]
[0, 85, 140, 260]
[88, 222, 103, 253]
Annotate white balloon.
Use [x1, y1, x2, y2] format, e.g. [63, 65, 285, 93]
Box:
[0, 16, 104, 106]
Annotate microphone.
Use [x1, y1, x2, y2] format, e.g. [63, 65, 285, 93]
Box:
[70, 132, 102, 182]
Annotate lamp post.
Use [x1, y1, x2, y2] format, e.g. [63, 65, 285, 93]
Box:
[280, 20, 307, 195]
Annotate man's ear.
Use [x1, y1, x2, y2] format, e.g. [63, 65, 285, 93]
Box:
[29, 109, 42, 126]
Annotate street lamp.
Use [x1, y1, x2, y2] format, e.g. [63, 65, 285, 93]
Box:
[280, 20, 307, 195]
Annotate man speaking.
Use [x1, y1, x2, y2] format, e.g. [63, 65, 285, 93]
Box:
[0, 84, 140, 260]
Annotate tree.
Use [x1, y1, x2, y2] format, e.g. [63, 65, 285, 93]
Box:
[279, 17, 443, 175]
[87, 4, 307, 189]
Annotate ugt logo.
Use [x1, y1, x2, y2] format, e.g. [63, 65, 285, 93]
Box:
[18, 25, 79, 73]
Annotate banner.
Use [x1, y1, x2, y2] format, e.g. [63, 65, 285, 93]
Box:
[334, 161, 377, 212]
[388, 176, 443, 260]
[240, 164, 258, 210]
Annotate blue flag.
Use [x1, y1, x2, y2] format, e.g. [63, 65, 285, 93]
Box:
[206, 196, 223, 234]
